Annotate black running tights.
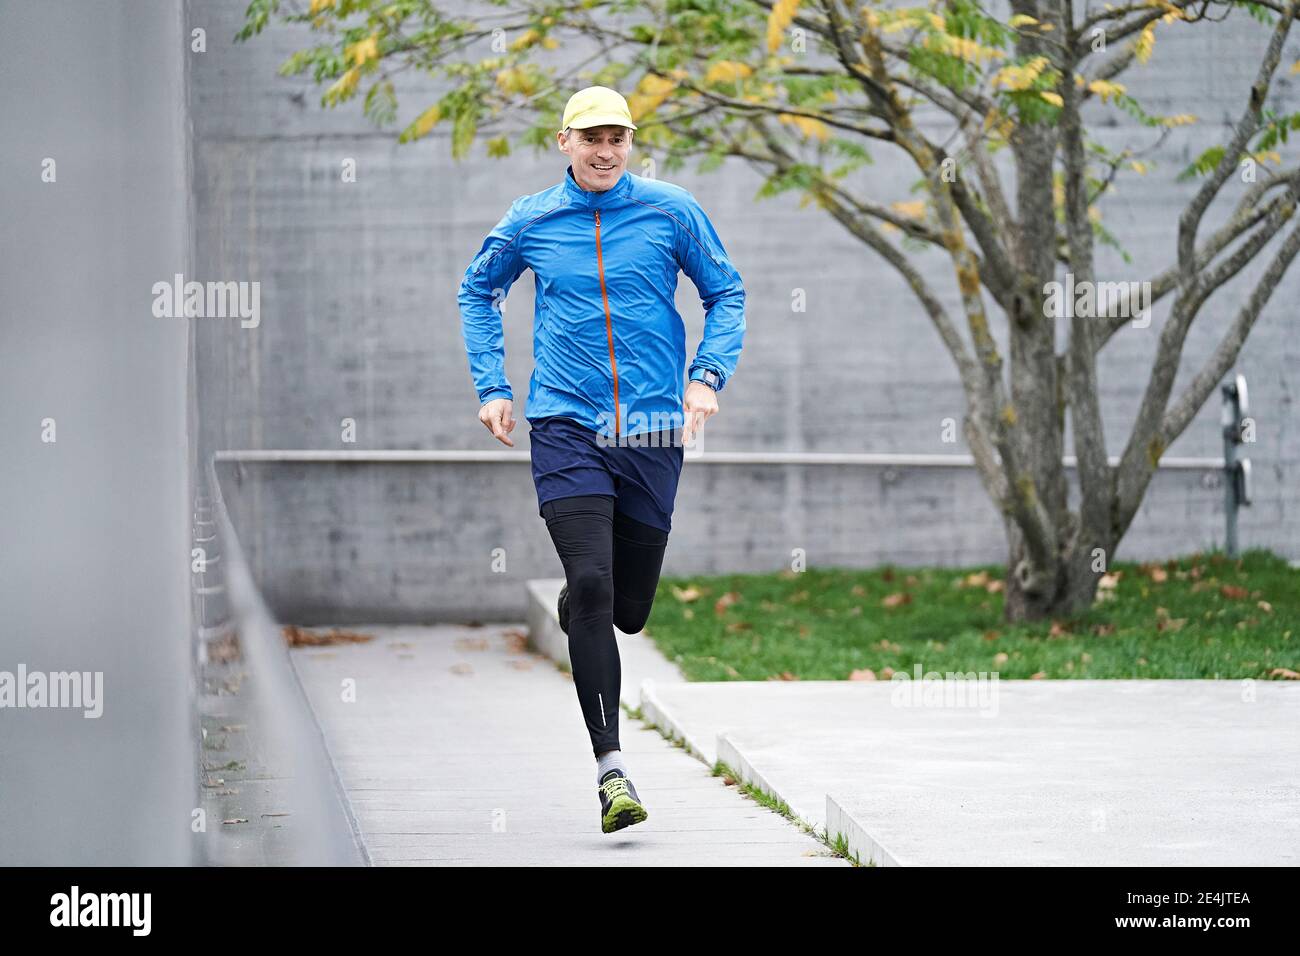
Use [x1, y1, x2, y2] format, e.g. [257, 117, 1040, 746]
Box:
[540, 494, 669, 757]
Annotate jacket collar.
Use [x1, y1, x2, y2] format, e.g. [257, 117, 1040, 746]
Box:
[562, 164, 633, 208]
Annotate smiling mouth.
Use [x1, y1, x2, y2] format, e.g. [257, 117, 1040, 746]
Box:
[591, 163, 615, 171]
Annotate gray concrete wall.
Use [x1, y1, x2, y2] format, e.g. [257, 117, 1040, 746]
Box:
[189, 1, 1300, 622]
[0, 0, 194, 863]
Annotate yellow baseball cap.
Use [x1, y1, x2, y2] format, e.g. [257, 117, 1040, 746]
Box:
[560, 86, 638, 133]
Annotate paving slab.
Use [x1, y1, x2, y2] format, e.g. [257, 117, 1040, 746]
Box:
[642, 679, 1300, 866]
[289, 623, 845, 866]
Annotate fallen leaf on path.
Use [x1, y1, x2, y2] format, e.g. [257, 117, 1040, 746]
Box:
[714, 591, 740, 615]
[282, 625, 375, 647]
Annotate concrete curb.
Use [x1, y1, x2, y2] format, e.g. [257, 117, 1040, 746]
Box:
[826, 793, 900, 867]
[525, 578, 570, 668]
[639, 684, 902, 865]
[637, 679, 715, 766]
[716, 732, 820, 831]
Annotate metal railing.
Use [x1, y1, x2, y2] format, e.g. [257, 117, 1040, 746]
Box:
[213, 373, 1254, 554]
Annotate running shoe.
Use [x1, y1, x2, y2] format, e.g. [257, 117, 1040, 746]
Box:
[557, 581, 570, 636]
[598, 768, 648, 833]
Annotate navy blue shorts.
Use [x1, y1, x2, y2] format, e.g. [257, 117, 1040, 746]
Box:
[529, 416, 685, 533]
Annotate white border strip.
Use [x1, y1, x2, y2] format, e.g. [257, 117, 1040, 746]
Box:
[215, 449, 1224, 470]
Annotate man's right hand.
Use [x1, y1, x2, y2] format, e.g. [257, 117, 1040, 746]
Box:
[478, 397, 516, 447]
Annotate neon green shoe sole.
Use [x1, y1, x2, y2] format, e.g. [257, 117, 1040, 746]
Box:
[598, 770, 648, 833]
[602, 794, 648, 833]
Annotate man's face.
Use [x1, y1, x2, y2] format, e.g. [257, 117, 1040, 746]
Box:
[557, 124, 633, 192]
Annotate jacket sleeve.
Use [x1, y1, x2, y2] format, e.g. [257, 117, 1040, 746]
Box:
[457, 198, 530, 404]
[673, 191, 746, 392]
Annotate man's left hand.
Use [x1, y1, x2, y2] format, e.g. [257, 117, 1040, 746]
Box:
[683, 380, 718, 447]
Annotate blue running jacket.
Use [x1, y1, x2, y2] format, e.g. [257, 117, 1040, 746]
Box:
[458, 165, 746, 440]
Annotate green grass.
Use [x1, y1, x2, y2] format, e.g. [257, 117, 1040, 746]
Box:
[644, 548, 1299, 681]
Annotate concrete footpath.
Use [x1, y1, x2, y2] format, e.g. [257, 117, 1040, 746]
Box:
[289, 622, 846, 866]
[643, 679, 1300, 866]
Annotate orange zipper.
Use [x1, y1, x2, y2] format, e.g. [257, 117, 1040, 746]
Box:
[593, 209, 620, 439]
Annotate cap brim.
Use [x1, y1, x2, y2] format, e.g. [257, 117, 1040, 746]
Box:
[564, 114, 637, 131]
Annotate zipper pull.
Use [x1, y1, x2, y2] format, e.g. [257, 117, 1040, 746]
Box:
[594, 209, 601, 226]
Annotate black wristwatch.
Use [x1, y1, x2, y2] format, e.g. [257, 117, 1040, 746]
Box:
[690, 367, 722, 391]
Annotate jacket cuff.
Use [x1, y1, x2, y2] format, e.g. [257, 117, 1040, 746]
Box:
[688, 365, 725, 392]
[479, 387, 513, 404]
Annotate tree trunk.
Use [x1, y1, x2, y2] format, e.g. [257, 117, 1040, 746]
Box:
[1002, 520, 1107, 622]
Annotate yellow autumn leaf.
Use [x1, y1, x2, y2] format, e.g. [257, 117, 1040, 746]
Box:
[991, 56, 1049, 91]
[1008, 14, 1038, 27]
[309, 0, 335, 12]
[1150, 0, 1188, 20]
[767, 0, 802, 53]
[496, 67, 538, 96]
[1134, 24, 1156, 64]
[778, 112, 830, 141]
[639, 73, 678, 96]
[1040, 90, 1063, 107]
[891, 200, 926, 219]
[926, 32, 1004, 64]
[345, 33, 380, 67]
[879, 9, 943, 34]
[324, 66, 361, 103]
[1159, 113, 1197, 127]
[511, 29, 541, 51]
[1129, 160, 1150, 174]
[705, 61, 753, 84]
[1087, 79, 1127, 103]
[627, 73, 678, 121]
[983, 107, 1014, 140]
[409, 104, 441, 140]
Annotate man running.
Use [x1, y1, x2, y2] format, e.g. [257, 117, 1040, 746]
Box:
[457, 86, 746, 833]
